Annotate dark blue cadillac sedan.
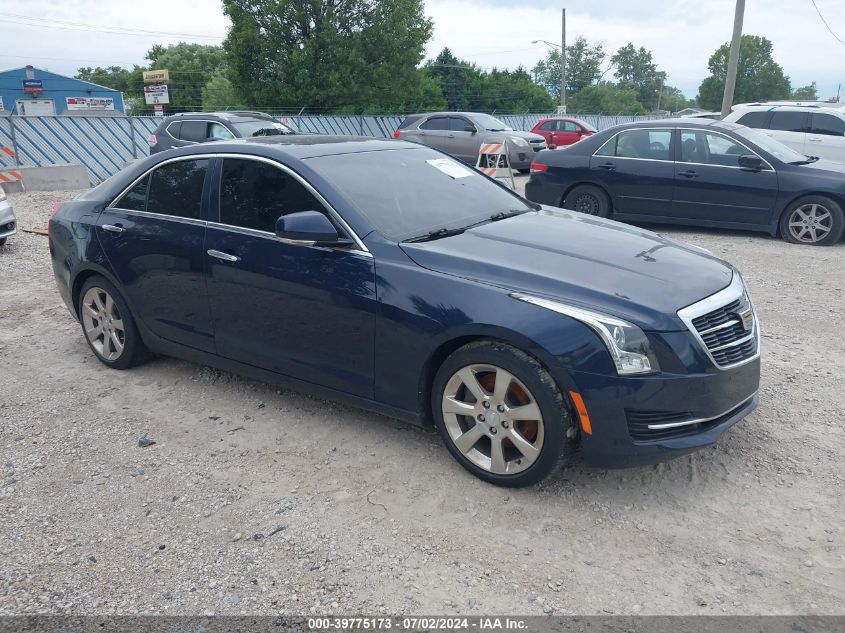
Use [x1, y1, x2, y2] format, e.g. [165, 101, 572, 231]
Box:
[49, 136, 760, 487]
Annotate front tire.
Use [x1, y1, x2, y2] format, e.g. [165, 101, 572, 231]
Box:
[564, 184, 612, 218]
[0, 237, 7, 246]
[432, 340, 576, 487]
[779, 196, 844, 245]
[78, 275, 149, 369]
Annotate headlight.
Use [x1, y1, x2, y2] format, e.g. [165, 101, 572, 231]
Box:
[510, 136, 529, 148]
[511, 294, 660, 375]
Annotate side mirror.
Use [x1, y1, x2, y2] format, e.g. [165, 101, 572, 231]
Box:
[738, 154, 763, 171]
[464, 126, 477, 134]
[275, 211, 351, 246]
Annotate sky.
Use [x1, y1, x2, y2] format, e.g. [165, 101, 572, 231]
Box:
[2, 0, 844, 102]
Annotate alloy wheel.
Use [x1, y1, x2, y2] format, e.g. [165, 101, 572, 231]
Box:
[788, 203, 833, 243]
[81, 287, 126, 361]
[441, 364, 544, 476]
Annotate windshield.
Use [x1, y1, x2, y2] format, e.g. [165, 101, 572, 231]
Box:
[734, 127, 807, 163]
[471, 113, 513, 132]
[233, 120, 294, 137]
[306, 147, 531, 242]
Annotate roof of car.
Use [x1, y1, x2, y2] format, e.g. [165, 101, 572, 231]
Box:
[611, 118, 745, 131]
[162, 111, 276, 122]
[162, 134, 419, 160]
[729, 104, 844, 115]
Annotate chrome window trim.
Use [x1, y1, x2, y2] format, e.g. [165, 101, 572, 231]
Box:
[677, 273, 761, 371]
[106, 207, 206, 228]
[205, 220, 372, 258]
[677, 127, 775, 171]
[592, 127, 674, 162]
[164, 119, 228, 144]
[108, 153, 370, 254]
[646, 393, 757, 430]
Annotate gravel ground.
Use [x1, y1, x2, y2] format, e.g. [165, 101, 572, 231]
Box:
[1, 183, 843, 616]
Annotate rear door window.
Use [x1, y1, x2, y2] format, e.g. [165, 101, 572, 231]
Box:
[219, 158, 331, 233]
[146, 159, 210, 219]
[180, 120, 209, 143]
[419, 117, 450, 131]
[769, 111, 809, 132]
[810, 113, 845, 136]
[115, 175, 149, 211]
[597, 129, 672, 161]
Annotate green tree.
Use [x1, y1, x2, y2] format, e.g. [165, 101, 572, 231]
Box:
[611, 43, 665, 110]
[426, 48, 479, 111]
[658, 85, 693, 113]
[146, 43, 227, 112]
[201, 70, 247, 111]
[223, 0, 434, 112]
[568, 83, 645, 114]
[697, 35, 791, 111]
[532, 36, 605, 100]
[791, 82, 818, 100]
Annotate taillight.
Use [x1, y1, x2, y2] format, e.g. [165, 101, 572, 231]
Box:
[393, 130, 401, 139]
[148, 134, 157, 146]
[47, 202, 64, 243]
[529, 162, 549, 173]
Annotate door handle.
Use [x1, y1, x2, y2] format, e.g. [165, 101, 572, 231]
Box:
[207, 249, 240, 263]
[447, 134, 455, 138]
[808, 137, 822, 142]
[101, 224, 125, 234]
[598, 163, 616, 170]
[678, 170, 698, 178]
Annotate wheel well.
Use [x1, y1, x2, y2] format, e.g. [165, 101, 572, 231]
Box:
[560, 182, 613, 211]
[777, 192, 845, 235]
[418, 335, 575, 428]
[70, 270, 101, 317]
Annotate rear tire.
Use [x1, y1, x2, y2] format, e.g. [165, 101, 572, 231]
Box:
[564, 184, 612, 218]
[78, 275, 150, 369]
[432, 340, 576, 487]
[779, 196, 844, 246]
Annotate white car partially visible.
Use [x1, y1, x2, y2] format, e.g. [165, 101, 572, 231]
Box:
[0, 185, 17, 246]
[724, 105, 845, 163]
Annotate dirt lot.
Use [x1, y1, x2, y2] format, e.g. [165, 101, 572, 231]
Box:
[1, 183, 843, 616]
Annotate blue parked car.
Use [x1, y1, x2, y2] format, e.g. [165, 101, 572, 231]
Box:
[49, 136, 760, 487]
[525, 119, 845, 245]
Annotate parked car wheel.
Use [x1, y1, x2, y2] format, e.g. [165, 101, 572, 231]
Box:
[432, 340, 576, 487]
[779, 196, 845, 246]
[564, 184, 611, 218]
[78, 276, 150, 369]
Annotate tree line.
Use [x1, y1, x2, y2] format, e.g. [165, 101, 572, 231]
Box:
[76, 0, 820, 116]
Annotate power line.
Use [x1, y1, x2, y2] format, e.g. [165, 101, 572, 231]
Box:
[3, 13, 223, 40]
[809, 0, 845, 45]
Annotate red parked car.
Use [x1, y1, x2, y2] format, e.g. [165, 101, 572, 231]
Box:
[530, 117, 596, 149]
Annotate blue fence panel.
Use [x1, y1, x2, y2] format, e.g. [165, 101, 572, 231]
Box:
[0, 118, 16, 170]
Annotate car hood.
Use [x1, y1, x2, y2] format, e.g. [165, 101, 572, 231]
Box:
[500, 130, 545, 142]
[800, 158, 845, 175]
[399, 208, 734, 332]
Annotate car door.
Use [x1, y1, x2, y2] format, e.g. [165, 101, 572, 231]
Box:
[535, 121, 556, 148]
[672, 129, 777, 226]
[807, 112, 845, 162]
[95, 157, 216, 352]
[203, 156, 377, 397]
[555, 120, 582, 146]
[589, 128, 675, 217]
[766, 111, 809, 156]
[448, 116, 480, 162]
[415, 116, 452, 153]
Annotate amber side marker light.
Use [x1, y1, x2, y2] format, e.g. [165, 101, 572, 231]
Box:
[569, 391, 592, 435]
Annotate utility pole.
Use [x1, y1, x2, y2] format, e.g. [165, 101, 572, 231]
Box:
[560, 8, 567, 113]
[721, 0, 745, 118]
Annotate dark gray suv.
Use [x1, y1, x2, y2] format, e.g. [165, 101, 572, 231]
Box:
[148, 111, 296, 154]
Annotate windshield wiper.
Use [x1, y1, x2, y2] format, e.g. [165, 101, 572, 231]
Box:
[488, 209, 529, 222]
[788, 155, 820, 165]
[403, 227, 468, 243]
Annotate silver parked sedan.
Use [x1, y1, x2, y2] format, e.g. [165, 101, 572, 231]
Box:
[0, 186, 16, 246]
[394, 112, 547, 171]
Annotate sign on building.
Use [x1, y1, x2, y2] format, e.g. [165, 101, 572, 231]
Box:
[143, 69, 170, 83]
[22, 79, 44, 95]
[66, 97, 115, 111]
[144, 84, 170, 105]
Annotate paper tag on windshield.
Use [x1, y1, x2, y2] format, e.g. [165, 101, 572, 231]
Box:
[426, 158, 473, 179]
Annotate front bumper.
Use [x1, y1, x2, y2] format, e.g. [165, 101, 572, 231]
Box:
[0, 200, 16, 240]
[509, 144, 546, 169]
[559, 355, 760, 468]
